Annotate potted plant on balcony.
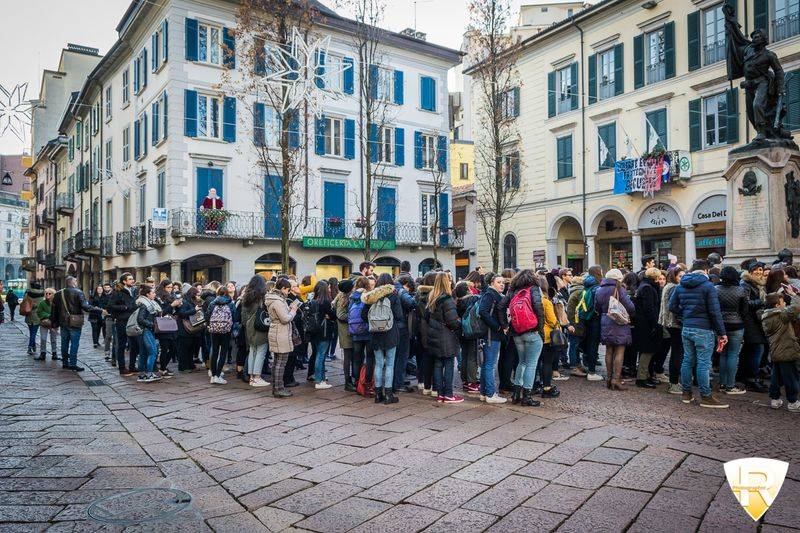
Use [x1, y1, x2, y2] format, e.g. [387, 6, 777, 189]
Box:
[200, 209, 231, 234]
[327, 216, 344, 228]
[354, 217, 367, 228]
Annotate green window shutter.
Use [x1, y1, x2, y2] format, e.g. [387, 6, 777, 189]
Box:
[557, 135, 573, 179]
[726, 88, 739, 144]
[614, 44, 624, 95]
[513, 86, 520, 117]
[570, 62, 579, 110]
[689, 98, 702, 151]
[754, 0, 768, 37]
[687, 11, 701, 71]
[588, 53, 597, 105]
[547, 71, 556, 117]
[664, 21, 675, 79]
[786, 69, 800, 131]
[633, 34, 644, 89]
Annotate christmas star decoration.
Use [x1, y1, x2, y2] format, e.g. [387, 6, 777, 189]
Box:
[0, 83, 34, 143]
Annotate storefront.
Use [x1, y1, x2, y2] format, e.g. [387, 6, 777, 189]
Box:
[691, 194, 727, 260]
[315, 255, 352, 280]
[375, 257, 401, 276]
[255, 253, 296, 278]
[639, 203, 683, 268]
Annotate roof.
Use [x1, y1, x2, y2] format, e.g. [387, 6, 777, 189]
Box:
[452, 183, 476, 198]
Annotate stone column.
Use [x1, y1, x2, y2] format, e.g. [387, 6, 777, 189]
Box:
[684, 225, 696, 265]
[586, 235, 597, 267]
[631, 230, 642, 271]
[170, 260, 182, 282]
[150, 267, 159, 281]
[546, 238, 559, 268]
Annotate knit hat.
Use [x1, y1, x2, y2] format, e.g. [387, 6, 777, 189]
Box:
[746, 259, 765, 272]
[605, 268, 624, 282]
[338, 279, 354, 293]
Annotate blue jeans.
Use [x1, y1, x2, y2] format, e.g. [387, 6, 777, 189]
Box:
[769, 361, 799, 403]
[681, 327, 715, 396]
[513, 331, 544, 389]
[481, 339, 501, 397]
[374, 346, 396, 389]
[60, 327, 81, 367]
[434, 356, 455, 397]
[719, 329, 744, 388]
[747, 343, 765, 380]
[566, 334, 582, 368]
[28, 324, 39, 349]
[137, 330, 158, 374]
[315, 340, 330, 382]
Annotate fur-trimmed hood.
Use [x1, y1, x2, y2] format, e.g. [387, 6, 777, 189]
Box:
[742, 272, 766, 286]
[361, 284, 394, 305]
[417, 285, 433, 294]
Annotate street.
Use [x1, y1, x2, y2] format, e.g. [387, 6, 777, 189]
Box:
[0, 320, 798, 531]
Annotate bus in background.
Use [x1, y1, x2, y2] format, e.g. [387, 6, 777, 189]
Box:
[6, 279, 27, 300]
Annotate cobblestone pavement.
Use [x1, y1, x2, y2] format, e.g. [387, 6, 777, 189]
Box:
[1, 319, 798, 532]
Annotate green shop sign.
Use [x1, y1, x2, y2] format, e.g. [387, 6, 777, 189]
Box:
[302, 236, 396, 250]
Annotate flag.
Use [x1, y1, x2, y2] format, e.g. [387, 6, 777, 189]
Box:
[646, 116, 661, 151]
[599, 133, 609, 167]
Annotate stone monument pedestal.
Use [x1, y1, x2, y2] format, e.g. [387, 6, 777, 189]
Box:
[724, 147, 800, 266]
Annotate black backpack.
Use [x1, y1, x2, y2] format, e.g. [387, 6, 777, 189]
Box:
[301, 300, 322, 336]
[253, 305, 271, 332]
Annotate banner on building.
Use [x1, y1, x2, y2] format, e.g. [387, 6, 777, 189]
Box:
[151, 208, 168, 229]
[613, 150, 691, 195]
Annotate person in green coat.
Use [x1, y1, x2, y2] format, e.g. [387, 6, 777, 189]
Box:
[23, 283, 45, 355]
[35, 288, 59, 361]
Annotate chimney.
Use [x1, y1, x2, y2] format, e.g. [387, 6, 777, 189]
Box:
[400, 28, 427, 41]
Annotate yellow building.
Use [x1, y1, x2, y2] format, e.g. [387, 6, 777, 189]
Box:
[469, 0, 800, 272]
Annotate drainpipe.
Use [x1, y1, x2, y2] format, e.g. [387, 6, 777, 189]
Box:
[744, 0, 750, 144]
[575, 21, 587, 260]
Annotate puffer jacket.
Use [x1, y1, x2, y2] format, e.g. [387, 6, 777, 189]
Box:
[242, 300, 268, 347]
[478, 286, 505, 342]
[23, 288, 45, 326]
[413, 286, 433, 349]
[658, 282, 680, 329]
[633, 277, 661, 354]
[668, 272, 725, 336]
[499, 285, 545, 337]
[740, 272, 767, 344]
[456, 293, 479, 319]
[333, 291, 353, 350]
[565, 278, 585, 337]
[715, 282, 748, 332]
[361, 284, 400, 351]
[595, 279, 635, 346]
[266, 291, 297, 354]
[760, 296, 800, 362]
[541, 294, 559, 344]
[426, 294, 461, 358]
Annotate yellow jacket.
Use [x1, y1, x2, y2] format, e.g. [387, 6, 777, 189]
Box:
[299, 275, 317, 302]
[541, 295, 559, 344]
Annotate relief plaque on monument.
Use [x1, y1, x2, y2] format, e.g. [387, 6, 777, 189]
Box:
[731, 167, 770, 251]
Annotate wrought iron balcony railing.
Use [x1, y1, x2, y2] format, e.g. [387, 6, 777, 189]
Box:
[35, 214, 47, 230]
[773, 12, 800, 42]
[55, 193, 74, 215]
[101, 235, 114, 257]
[75, 229, 100, 252]
[36, 249, 46, 264]
[703, 40, 726, 66]
[63, 237, 75, 259]
[116, 231, 131, 255]
[131, 224, 147, 251]
[44, 207, 55, 225]
[147, 221, 167, 247]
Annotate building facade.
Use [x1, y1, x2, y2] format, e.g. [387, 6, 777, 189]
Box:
[0, 155, 30, 282]
[27, 0, 462, 288]
[470, 0, 800, 272]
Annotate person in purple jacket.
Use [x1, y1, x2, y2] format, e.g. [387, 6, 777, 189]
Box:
[594, 269, 635, 391]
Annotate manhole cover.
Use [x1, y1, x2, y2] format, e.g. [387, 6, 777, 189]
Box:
[84, 379, 106, 387]
[87, 487, 193, 525]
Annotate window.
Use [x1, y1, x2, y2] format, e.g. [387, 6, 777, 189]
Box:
[598, 122, 616, 170]
[19, 243, 24, 255]
[122, 69, 130, 105]
[703, 92, 728, 147]
[567, 8, 574, 16]
[378, 126, 393, 164]
[157, 166, 166, 208]
[420, 192, 438, 242]
[460, 162, 469, 180]
[323, 116, 344, 156]
[501, 88, 519, 119]
[105, 139, 112, 178]
[151, 20, 168, 70]
[645, 27, 666, 84]
[541, 6, 548, 11]
[420, 133, 436, 169]
[774, 0, 800, 41]
[122, 126, 130, 164]
[420, 76, 437, 111]
[197, 94, 221, 139]
[138, 181, 146, 223]
[6, 228, 11, 238]
[151, 92, 168, 145]
[105, 86, 112, 120]
[557, 134, 573, 179]
[133, 48, 148, 94]
[645, 108, 668, 151]
[198, 22, 222, 65]
[136, 111, 148, 159]
[557, 65, 573, 114]
[92, 146, 101, 182]
[5, 243, 9, 254]
[503, 151, 520, 189]
[503, 234, 517, 269]
[324, 54, 344, 92]
[598, 49, 615, 100]
[703, 5, 726, 65]
[376, 67, 393, 101]
[261, 106, 280, 147]
[105, 201, 113, 236]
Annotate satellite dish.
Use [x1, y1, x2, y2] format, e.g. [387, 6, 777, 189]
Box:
[1, 172, 11, 186]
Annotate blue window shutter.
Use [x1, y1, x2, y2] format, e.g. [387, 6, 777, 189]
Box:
[436, 135, 447, 172]
[264, 174, 282, 237]
[343, 57, 354, 94]
[438, 192, 449, 246]
[184, 89, 197, 137]
[254, 37, 266, 75]
[223, 97, 236, 142]
[315, 50, 326, 89]
[547, 71, 556, 117]
[588, 54, 597, 105]
[344, 118, 355, 160]
[133, 59, 140, 93]
[151, 102, 158, 145]
[393, 70, 404, 105]
[369, 64, 379, 99]
[614, 43, 624, 95]
[787, 69, 800, 131]
[185, 18, 198, 61]
[323, 182, 346, 238]
[253, 103, 265, 146]
[142, 113, 148, 156]
[152, 33, 158, 71]
[421, 76, 435, 110]
[162, 19, 168, 63]
[394, 127, 404, 166]
[287, 110, 299, 148]
[414, 131, 423, 169]
[134, 119, 140, 159]
[315, 116, 326, 155]
[162, 92, 168, 139]
[142, 49, 148, 88]
[369, 123, 379, 163]
[377, 187, 396, 241]
[223, 27, 235, 69]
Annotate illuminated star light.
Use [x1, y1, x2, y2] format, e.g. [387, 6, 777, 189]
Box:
[0, 83, 34, 143]
[264, 27, 349, 118]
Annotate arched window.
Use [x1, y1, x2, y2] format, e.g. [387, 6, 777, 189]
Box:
[503, 234, 517, 269]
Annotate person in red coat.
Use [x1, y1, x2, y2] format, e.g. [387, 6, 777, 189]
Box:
[199, 188, 224, 232]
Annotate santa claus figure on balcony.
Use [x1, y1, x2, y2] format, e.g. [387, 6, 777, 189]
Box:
[199, 188, 224, 233]
[199, 188, 223, 211]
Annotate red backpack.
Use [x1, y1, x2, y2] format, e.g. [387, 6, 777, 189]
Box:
[508, 288, 539, 334]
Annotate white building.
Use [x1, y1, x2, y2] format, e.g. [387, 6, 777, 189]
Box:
[1, 155, 30, 281]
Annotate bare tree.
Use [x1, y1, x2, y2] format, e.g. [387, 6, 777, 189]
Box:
[424, 136, 450, 266]
[468, 0, 524, 272]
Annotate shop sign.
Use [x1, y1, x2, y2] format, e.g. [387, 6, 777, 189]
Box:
[613, 150, 691, 195]
[696, 236, 725, 248]
[532, 250, 546, 268]
[302, 236, 396, 250]
[638, 203, 681, 229]
[692, 195, 727, 224]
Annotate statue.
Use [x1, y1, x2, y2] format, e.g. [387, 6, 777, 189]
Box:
[724, 3, 798, 152]
[786, 171, 800, 238]
[738, 170, 762, 196]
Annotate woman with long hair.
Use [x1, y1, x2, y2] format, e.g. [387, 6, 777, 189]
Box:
[207, 286, 238, 384]
[155, 279, 180, 377]
[659, 265, 685, 394]
[426, 272, 463, 403]
[135, 284, 163, 382]
[176, 286, 203, 372]
[333, 279, 355, 391]
[716, 266, 750, 395]
[537, 276, 561, 398]
[594, 269, 635, 390]
[327, 277, 339, 360]
[455, 281, 479, 394]
[240, 275, 270, 387]
[361, 273, 403, 404]
[414, 271, 439, 395]
[349, 276, 373, 389]
[632, 267, 662, 389]
[309, 280, 336, 389]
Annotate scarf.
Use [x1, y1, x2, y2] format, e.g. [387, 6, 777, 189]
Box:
[136, 296, 162, 315]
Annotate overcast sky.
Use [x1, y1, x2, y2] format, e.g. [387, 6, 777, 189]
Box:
[0, 0, 523, 156]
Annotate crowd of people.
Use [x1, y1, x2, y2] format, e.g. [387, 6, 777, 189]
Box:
[7, 252, 800, 412]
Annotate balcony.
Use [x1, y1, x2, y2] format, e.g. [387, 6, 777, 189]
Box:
[703, 40, 726, 66]
[646, 61, 666, 85]
[35, 214, 47, 230]
[45, 252, 65, 269]
[36, 249, 46, 264]
[147, 221, 167, 247]
[101, 235, 114, 257]
[75, 229, 100, 253]
[773, 12, 799, 42]
[131, 224, 147, 251]
[116, 231, 131, 255]
[44, 207, 55, 225]
[63, 237, 75, 259]
[21, 257, 37, 272]
[55, 193, 74, 215]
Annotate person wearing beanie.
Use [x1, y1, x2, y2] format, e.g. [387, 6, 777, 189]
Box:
[740, 259, 769, 393]
[715, 266, 749, 394]
[593, 268, 635, 390]
[333, 279, 355, 391]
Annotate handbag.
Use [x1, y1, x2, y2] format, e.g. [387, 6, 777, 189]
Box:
[155, 316, 178, 334]
[19, 296, 32, 317]
[356, 363, 374, 397]
[254, 306, 271, 333]
[291, 322, 302, 347]
[182, 310, 206, 334]
[607, 287, 630, 326]
[550, 326, 567, 346]
[40, 318, 52, 329]
[60, 290, 85, 329]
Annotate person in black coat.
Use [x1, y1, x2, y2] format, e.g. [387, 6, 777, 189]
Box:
[633, 268, 662, 388]
[88, 285, 105, 348]
[716, 266, 749, 393]
[107, 273, 139, 375]
[176, 286, 203, 371]
[155, 279, 180, 377]
[309, 280, 336, 388]
[740, 260, 768, 392]
[478, 273, 507, 402]
[426, 272, 463, 403]
[455, 281, 480, 394]
[5, 289, 19, 321]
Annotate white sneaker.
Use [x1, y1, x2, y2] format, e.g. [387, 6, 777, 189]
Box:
[724, 386, 746, 395]
[431, 391, 438, 397]
[217, 376, 227, 385]
[423, 388, 431, 396]
[586, 373, 604, 381]
[485, 394, 507, 404]
[208, 369, 212, 377]
[480, 395, 486, 402]
[315, 381, 332, 390]
[417, 382, 425, 391]
[250, 378, 270, 387]
[771, 398, 784, 409]
[210, 376, 217, 384]
[552, 374, 570, 381]
[788, 401, 800, 412]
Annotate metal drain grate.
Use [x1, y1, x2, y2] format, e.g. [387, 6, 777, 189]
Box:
[84, 379, 106, 387]
[87, 487, 193, 525]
